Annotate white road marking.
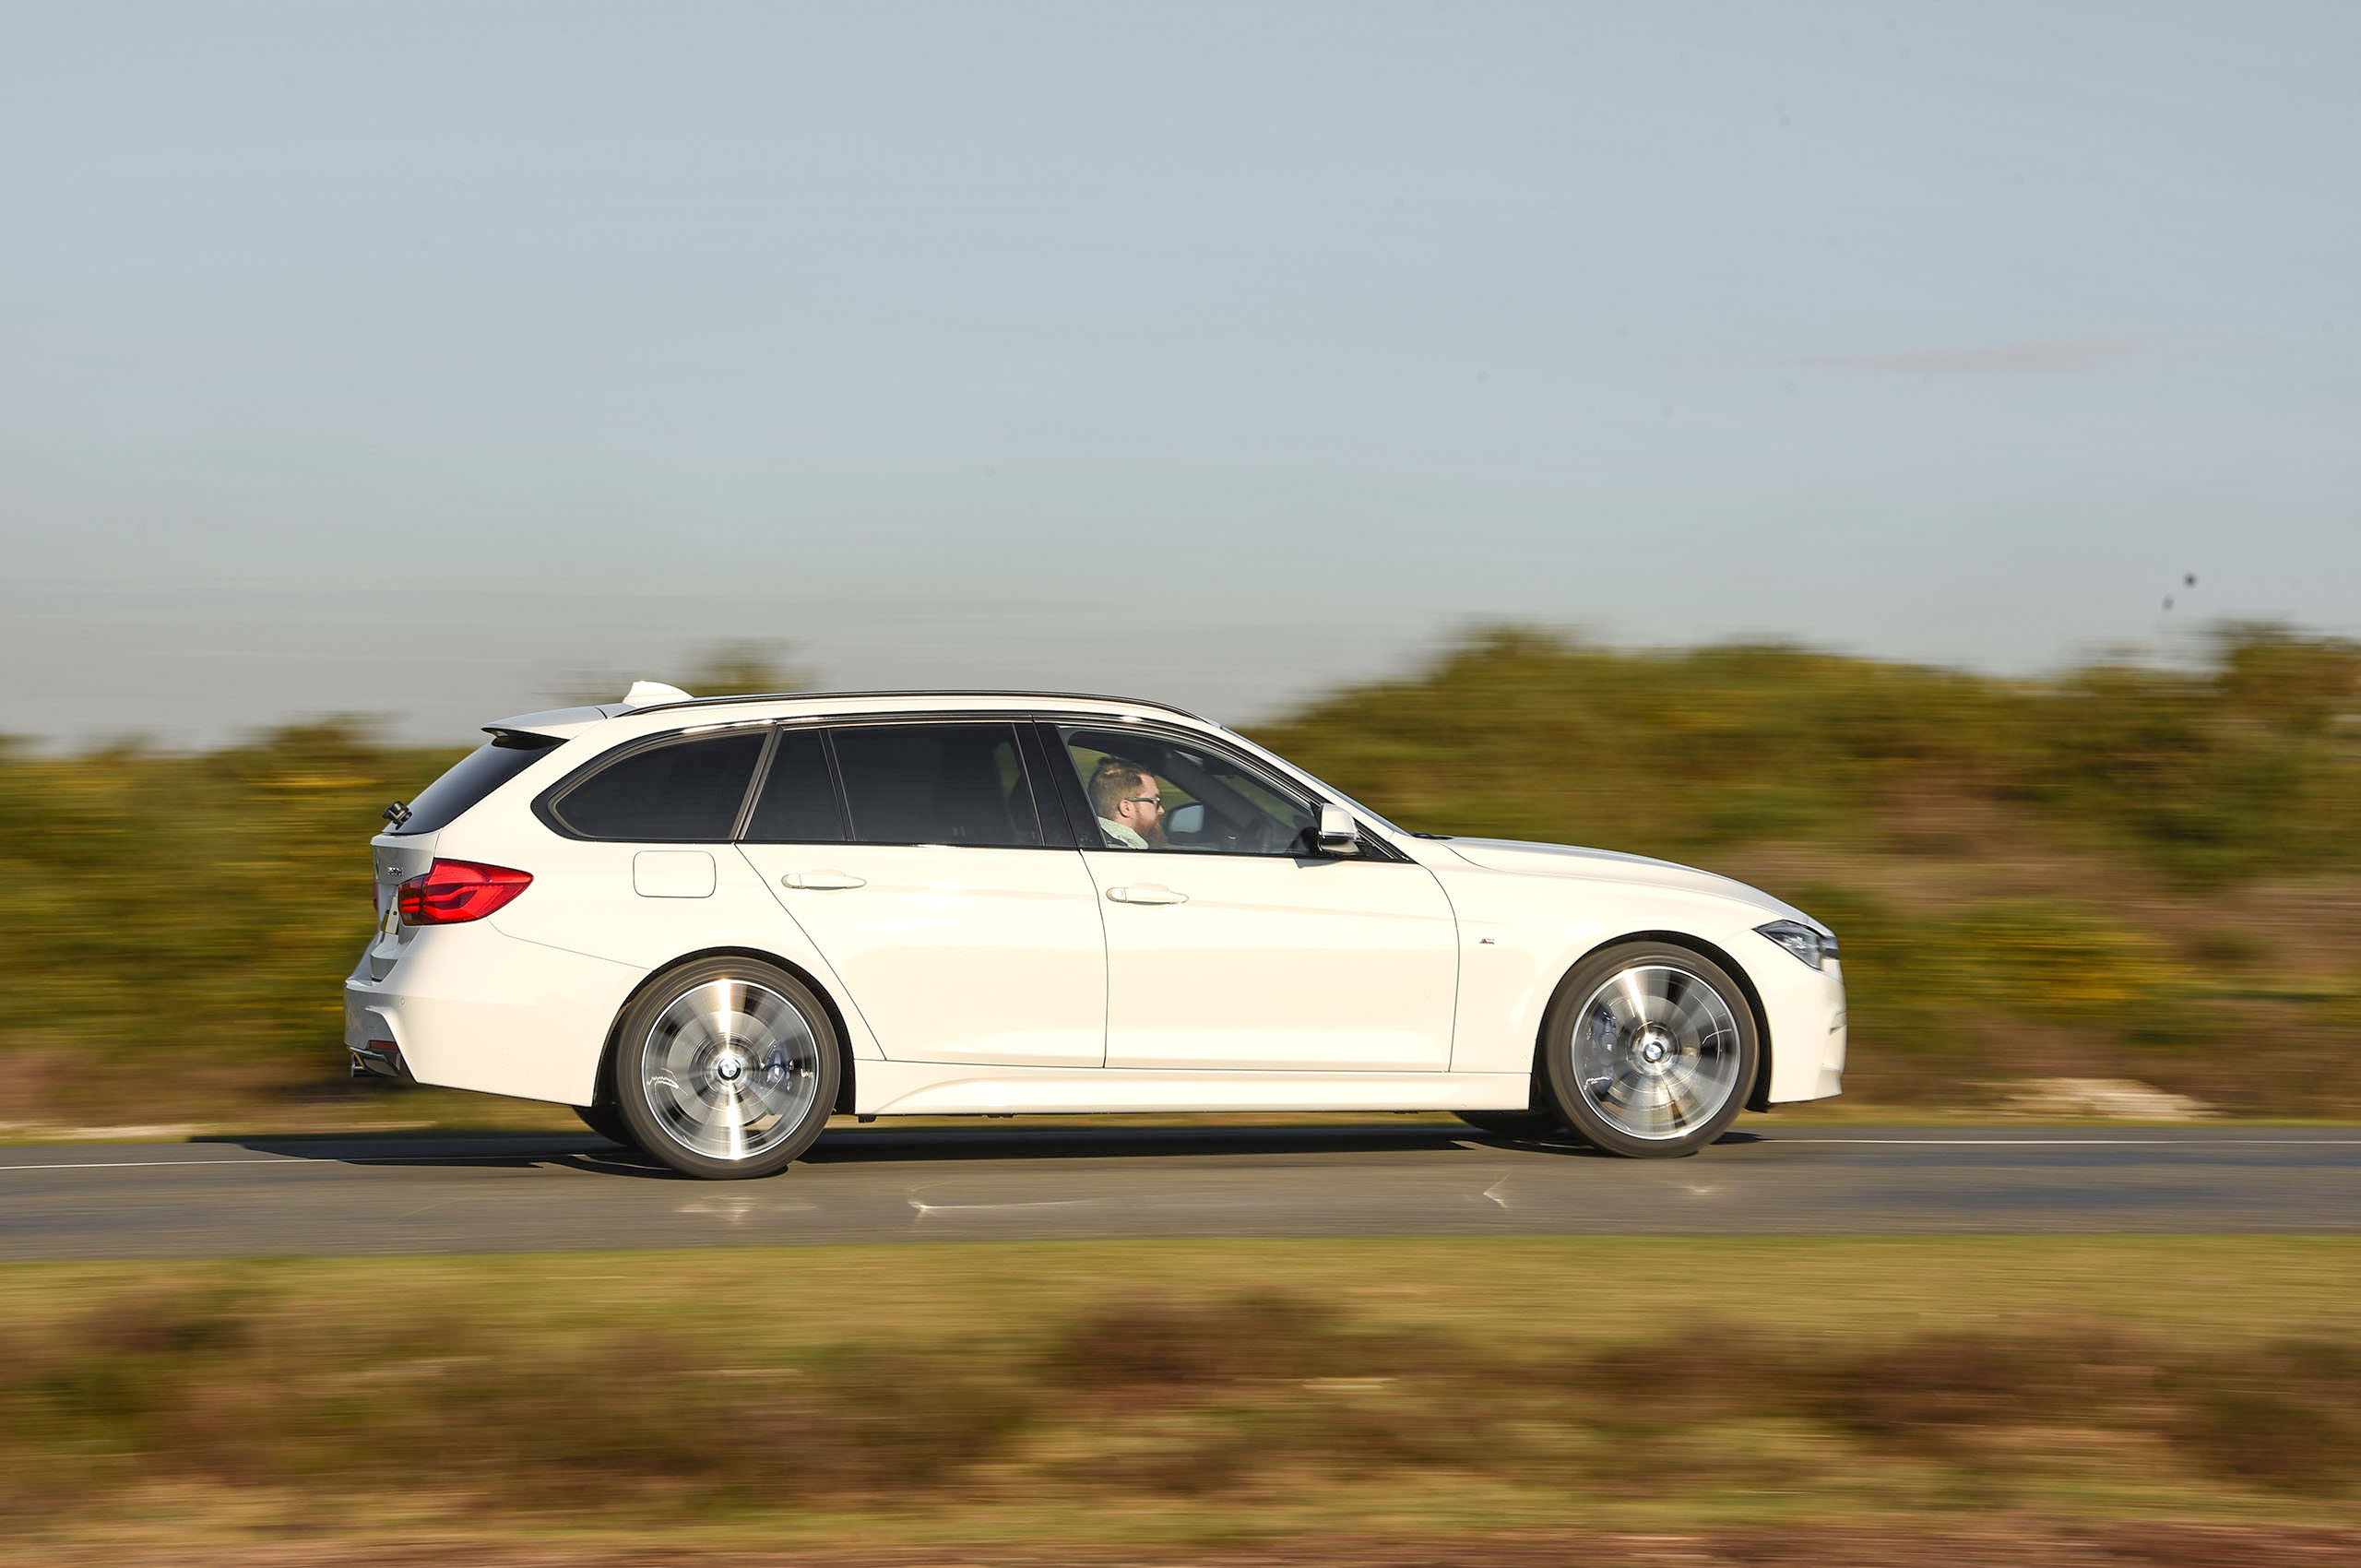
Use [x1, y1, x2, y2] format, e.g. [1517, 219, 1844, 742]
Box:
[0, 1158, 295, 1170]
[908, 1195, 1109, 1216]
[0, 1152, 596, 1172]
[1775, 1137, 2361, 1146]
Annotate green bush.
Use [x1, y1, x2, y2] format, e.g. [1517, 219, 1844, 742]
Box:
[2, 624, 2355, 1120]
[1258, 624, 2361, 882]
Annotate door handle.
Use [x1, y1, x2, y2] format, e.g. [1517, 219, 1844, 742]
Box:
[1107, 883, 1188, 905]
[781, 870, 867, 890]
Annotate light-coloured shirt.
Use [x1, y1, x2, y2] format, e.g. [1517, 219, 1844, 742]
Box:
[1096, 815, 1150, 849]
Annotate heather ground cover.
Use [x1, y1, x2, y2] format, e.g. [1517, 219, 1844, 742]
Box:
[3, 1237, 2356, 1560]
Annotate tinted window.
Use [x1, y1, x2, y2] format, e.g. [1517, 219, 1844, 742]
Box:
[833, 724, 1041, 847]
[552, 731, 765, 840]
[742, 730, 846, 842]
[392, 735, 559, 836]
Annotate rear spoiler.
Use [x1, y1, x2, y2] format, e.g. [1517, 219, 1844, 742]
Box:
[481, 683, 696, 744]
[481, 706, 618, 744]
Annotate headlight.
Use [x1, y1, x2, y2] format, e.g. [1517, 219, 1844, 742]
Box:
[1756, 919, 1836, 969]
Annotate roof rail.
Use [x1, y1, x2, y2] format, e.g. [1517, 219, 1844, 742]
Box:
[625, 688, 1217, 725]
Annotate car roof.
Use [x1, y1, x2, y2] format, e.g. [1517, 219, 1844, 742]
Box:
[483, 689, 1222, 741]
[633, 688, 1215, 723]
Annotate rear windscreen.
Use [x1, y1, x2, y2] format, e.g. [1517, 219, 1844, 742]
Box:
[390, 735, 561, 835]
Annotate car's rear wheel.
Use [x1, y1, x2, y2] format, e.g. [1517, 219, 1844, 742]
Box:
[1453, 1109, 1564, 1138]
[1539, 942, 1758, 1158]
[612, 958, 841, 1180]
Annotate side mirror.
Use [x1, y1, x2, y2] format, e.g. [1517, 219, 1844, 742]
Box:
[1167, 802, 1205, 836]
[1314, 803, 1360, 856]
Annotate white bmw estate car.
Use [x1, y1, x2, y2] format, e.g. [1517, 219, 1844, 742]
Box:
[348, 686, 1845, 1178]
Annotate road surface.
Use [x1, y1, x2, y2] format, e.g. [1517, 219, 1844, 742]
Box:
[2, 1123, 2355, 1260]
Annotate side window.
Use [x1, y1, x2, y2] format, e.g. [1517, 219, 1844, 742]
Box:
[547, 730, 766, 841]
[742, 729, 846, 842]
[1057, 725, 1317, 856]
[832, 723, 1043, 848]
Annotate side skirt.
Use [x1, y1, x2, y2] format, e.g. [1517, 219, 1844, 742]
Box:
[854, 1063, 1535, 1116]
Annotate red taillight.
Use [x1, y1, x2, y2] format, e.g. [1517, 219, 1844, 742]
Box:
[397, 860, 532, 925]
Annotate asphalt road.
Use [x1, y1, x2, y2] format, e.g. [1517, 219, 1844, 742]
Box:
[1, 1123, 2355, 1260]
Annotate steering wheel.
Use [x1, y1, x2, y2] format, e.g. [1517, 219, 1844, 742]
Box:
[1163, 800, 1304, 855]
[1226, 811, 1300, 855]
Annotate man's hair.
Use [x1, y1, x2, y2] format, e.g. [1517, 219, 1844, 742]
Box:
[1088, 756, 1151, 819]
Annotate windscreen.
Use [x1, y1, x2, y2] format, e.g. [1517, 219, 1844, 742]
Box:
[390, 735, 560, 836]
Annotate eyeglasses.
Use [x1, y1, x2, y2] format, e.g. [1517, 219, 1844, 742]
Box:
[1124, 795, 1164, 810]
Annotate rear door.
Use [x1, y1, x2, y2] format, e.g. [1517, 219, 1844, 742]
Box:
[735, 720, 1108, 1068]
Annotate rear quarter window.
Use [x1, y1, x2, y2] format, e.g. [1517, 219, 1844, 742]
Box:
[391, 736, 561, 835]
[543, 730, 768, 841]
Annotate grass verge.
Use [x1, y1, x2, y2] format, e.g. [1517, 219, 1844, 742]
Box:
[3, 1238, 2355, 1558]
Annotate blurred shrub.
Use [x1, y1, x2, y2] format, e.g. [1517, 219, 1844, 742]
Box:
[1257, 623, 2361, 881]
[0, 721, 466, 1121]
[0, 622, 2355, 1119]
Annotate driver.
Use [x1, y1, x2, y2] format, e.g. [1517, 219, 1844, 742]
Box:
[1088, 756, 1167, 849]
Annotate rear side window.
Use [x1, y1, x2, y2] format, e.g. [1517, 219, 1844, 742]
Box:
[832, 723, 1041, 847]
[742, 730, 846, 842]
[548, 731, 766, 841]
[391, 736, 559, 836]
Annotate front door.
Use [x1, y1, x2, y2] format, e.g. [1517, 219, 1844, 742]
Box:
[736, 721, 1107, 1068]
[1049, 722, 1458, 1072]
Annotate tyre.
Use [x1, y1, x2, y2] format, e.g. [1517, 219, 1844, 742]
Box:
[1538, 941, 1759, 1158]
[1453, 1109, 1565, 1138]
[571, 1100, 635, 1147]
[611, 957, 841, 1180]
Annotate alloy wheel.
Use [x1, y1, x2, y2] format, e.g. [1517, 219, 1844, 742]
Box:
[638, 978, 825, 1163]
[1570, 963, 1746, 1141]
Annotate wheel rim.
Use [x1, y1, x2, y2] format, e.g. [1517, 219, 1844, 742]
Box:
[640, 979, 824, 1162]
[1572, 965, 1743, 1141]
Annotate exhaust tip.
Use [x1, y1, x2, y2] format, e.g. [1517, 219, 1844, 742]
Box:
[350, 1040, 413, 1083]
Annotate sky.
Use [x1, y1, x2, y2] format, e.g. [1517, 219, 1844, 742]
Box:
[4, 1, 2356, 746]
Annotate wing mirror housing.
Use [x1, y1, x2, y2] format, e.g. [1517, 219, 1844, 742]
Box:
[1314, 803, 1361, 856]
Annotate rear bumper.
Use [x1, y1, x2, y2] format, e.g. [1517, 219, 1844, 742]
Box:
[344, 921, 645, 1106]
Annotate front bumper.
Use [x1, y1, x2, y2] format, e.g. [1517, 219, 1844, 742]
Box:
[1736, 937, 1846, 1104]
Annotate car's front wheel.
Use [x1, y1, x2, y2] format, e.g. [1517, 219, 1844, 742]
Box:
[611, 958, 841, 1180]
[1539, 942, 1758, 1158]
